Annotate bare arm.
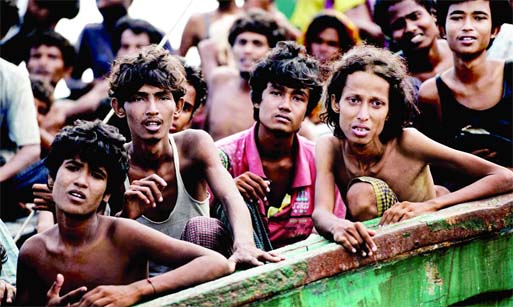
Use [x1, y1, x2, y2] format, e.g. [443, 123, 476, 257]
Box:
[179, 15, 201, 57]
[76, 218, 233, 307]
[198, 38, 223, 83]
[345, 3, 384, 45]
[313, 136, 377, 256]
[381, 129, 513, 224]
[0, 144, 40, 183]
[193, 130, 282, 266]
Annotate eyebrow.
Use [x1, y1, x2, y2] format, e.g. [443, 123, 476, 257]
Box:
[449, 9, 489, 16]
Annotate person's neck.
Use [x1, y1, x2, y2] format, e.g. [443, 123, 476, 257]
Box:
[57, 210, 99, 246]
[343, 139, 386, 166]
[256, 123, 296, 160]
[404, 41, 441, 73]
[452, 51, 488, 84]
[218, 1, 238, 12]
[130, 136, 173, 169]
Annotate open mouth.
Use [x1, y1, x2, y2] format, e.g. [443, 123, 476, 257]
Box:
[351, 126, 370, 137]
[143, 119, 163, 131]
[68, 190, 86, 200]
[409, 34, 423, 44]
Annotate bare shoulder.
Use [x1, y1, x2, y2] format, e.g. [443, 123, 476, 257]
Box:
[18, 227, 55, 263]
[173, 130, 216, 159]
[396, 128, 434, 156]
[210, 66, 239, 85]
[418, 76, 440, 106]
[316, 134, 341, 164]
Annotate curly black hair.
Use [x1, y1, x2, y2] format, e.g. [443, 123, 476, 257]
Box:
[228, 9, 286, 48]
[45, 120, 129, 195]
[250, 41, 323, 121]
[109, 44, 186, 104]
[322, 45, 418, 143]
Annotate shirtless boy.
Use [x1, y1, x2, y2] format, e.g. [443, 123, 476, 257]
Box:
[110, 45, 280, 273]
[374, 0, 453, 83]
[201, 9, 286, 140]
[418, 0, 512, 169]
[313, 45, 513, 256]
[216, 41, 344, 249]
[16, 120, 232, 306]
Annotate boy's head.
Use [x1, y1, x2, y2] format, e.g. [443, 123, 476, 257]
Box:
[170, 58, 207, 133]
[250, 41, 322, 126]
[323, 45, 418, 143]
[27, 30, 76, 86]
[436, 0, 511, 54]
[228, 9, 286, 79]
[304, 12, 360, 62]
[30, 78, 54, 126]
[112, 17, 164, 57]
[374, 0, 438, 52]
[109, 45, 185, 106]
[45, 120, 129, 197]
[437, 0, 511, 31]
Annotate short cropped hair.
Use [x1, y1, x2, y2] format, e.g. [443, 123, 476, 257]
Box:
[31, 78, 54, 113]
[436, 0, 511, 30]
[322, 45, 418, 142]
[112, 17, 164, 54]
[304, 11, 360, 55]
[177, 57, 207, 114]
[28, 30, 76, 68]
[228, 9, 286, 48]
[374, 0, 436, 37]
[250, 41, 323, 121]
[45, 120, 129, 195]
[108, 45, 186, 104]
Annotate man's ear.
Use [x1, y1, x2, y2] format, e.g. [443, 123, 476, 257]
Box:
[47, 176, 54, 190]
[330, 94, 340, 113]
[111, 98, 126, 118]
[175, 97, 184, 115]
[254, 102, 260, 109]
[63, 66, 73, 79]
[102, 193, 111, 204]
[491, 25, 500, 40]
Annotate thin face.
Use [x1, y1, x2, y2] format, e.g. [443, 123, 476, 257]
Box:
[170, 83, 196, 133]
[388, 0, 439, 52]
[310, 27, 341, 62]
[117, 29, 151, 57]
[334, 71, 389, 145]
[53, 157, 109, 216]
[232, 32, 270, 74]
[257, 82, 310, 134]
[27, 45, 68, 85]
[118, 84, 177, 142]
[34, 98, 49, 126]
[445, 0, 495, 56]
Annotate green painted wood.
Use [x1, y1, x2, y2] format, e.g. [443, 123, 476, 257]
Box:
[137, 193, 513, 307]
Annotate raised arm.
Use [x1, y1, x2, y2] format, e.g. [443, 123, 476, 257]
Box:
[381, 128, 513, 225]
[313, 136, 377, 256]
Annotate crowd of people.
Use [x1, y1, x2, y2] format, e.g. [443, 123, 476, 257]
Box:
[0, 0, 512, 305]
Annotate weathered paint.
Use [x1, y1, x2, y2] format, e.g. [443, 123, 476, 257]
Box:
[136, 192, 513, 307]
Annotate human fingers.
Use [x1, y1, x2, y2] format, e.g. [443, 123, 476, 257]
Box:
[355, 222, 377, 255]
[47, 274, 64, 299]
[235, 179, 260, 202]
[259, 250, 284, 263]
[5, 282, 15, 303]
[245, 173, 271, 198]
[126, 185, 155, 207]
[135, 177, 166, 204]
[144, 174, 168, 189]
[60, 286, 88, 306]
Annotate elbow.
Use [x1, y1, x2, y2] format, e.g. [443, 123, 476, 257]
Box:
[500, 168, 513, 193]
[212, 254, 235, 277]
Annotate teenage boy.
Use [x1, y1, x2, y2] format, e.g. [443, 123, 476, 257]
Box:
[216, 41, 345, 249]
[374, 0, 453, 83]
[200, 9, 286, 140]
[418, 0, 512, 169]
[169, 59, 208, 133]
[110, 45, 281, 272]
[313, 45, 513, 257]
[16, 120, 232, 306]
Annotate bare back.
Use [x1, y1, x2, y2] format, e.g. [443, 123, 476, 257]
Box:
[206, 68, 255, 141]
